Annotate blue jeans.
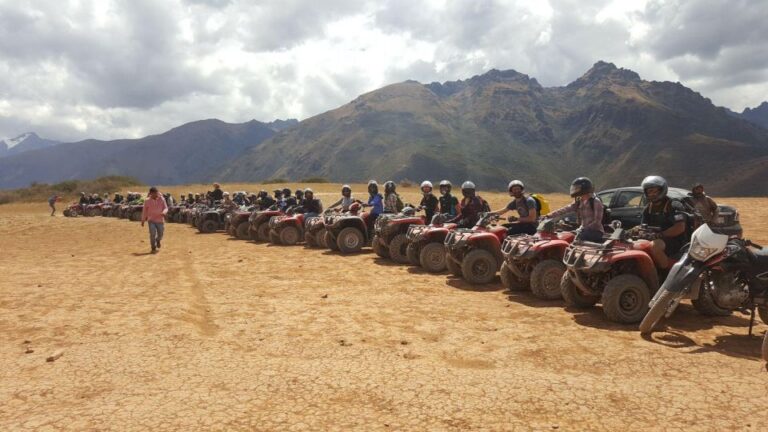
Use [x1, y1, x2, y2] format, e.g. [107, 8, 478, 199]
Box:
[149, 221, 165, 249]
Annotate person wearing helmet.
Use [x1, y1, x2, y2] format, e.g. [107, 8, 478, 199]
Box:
[79, 192, 89, 207]
[438, 180, 459, 217]
[418, 181, 439, 222]
[686, 183, 718, 224]
[299, 188, 323, 224]
[383, 181, 403, 214]
[194, 193, 202, 204]
[448, 181, 485, 228]
[295, 189, 304, 206]
[210, 183, 224, 202]
[163, 192, 174, 207]
[365, 180, 384, 233]
[491, 180, 538, 235]
[639, 175, 687, 269]
[544, 177, 605, 243]
[329, 184, 360, 211]
[279, 188, 297, 211]
[256, 190, 275, 209]
[221, 192, 238, 211]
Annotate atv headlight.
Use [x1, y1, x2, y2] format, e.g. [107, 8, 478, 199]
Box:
[688, 238, 720, 262]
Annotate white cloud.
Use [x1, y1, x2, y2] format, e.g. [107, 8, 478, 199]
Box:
[0, 0, 765, 141]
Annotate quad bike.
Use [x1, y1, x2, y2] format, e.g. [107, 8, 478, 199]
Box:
[372, 208, 426, 263]
[304, 211, 331, 248]
[560, 224, 669, 324]
[640, 224, 768, 334]
[226, 208, 255, 239]
[268, 211, 306, 245]
[324, 203, 374, 254]
[444, 213, 509, 284]
[84, 203, 104, 217]
[404, 214, 458, 273]
[63, 203, 84, 217]
[197, 207, 227, 233]
[248, 208, 284, 242]
[500, 218, 578, 299]
[127, 204, 143, 222]
[166, 205, 184, 223]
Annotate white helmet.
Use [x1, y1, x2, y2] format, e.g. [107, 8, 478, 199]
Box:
[508, 180, 524, 190]
[223, 191, 230, 196]
[420, 180, 433, 190]
[461, 181, 476, 190]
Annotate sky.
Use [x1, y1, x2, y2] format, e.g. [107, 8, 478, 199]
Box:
[0, 0, 766, 142]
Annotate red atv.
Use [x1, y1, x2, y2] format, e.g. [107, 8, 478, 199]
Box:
[63, 203, 84, 217]
[305, 210, 332, 248]
[404, 214, 458, 273]
[372, 208, 426, 263]
[560, 225, 666, 323]
[226, 209, 255, 239]
[324, 203, 374, 254]
[268, 211, 306, 245]
[248, 208, 284, 242]
[500, 218, 577, 299]
[444, 213, 508, 284]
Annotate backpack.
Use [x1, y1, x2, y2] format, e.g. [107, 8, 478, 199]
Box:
[395, 194, 404, 212]
[529, 193, 550, 216]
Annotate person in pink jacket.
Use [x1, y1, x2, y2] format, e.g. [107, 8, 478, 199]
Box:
[141, 186, 168, 253]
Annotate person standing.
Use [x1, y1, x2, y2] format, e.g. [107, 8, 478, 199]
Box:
[48, 194, 60, 216]
[687, 183, 719, 224]
[141, 186, 168, 254]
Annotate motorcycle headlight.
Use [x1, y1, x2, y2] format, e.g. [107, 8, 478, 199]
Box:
[688, 238, 720, 261]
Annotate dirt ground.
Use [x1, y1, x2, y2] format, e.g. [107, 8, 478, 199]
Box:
[1, 184, 767, 431]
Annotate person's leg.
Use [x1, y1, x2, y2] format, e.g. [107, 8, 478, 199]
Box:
[149, 222, 158, 251]
[507, 223, 536, 236]
[650, 239, 670, 269]
[156, 222, 165, 248]
[577, 229, 604, 243]
[50, 203, 55, 216]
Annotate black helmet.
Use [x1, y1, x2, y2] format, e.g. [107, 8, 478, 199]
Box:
[569, 177, 594, 197]
[641, 175, 668, 202]
[282, 188, 291, 197]
[295, 189, 304, 200]
[367, 180, 379, 195]
[461, 181, 476, 197]
[439, 180, 452, 194]
[273, 189, 283, 197]
[341, 184, 352, 196]
[384, 181, 396, 194]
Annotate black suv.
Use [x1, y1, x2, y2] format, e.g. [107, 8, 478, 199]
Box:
[597, 186, 742, 237]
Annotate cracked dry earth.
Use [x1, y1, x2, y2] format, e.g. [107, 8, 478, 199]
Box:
[1, 197, 768, 431]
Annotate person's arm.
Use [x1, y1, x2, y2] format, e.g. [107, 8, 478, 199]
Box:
[661, 220, 686, 238]
[161, 198, 168, 215]
[545, 202, 576, 219]
[141, 202, 148, 226]
[709, 197, 719, 221]
[329, 198, 343, 209]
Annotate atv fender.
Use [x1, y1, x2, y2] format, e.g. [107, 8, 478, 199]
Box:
[609, 250, 659, 292]
[530, 239, 571, 260]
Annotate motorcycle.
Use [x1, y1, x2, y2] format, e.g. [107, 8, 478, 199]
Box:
[640, 224, 768, 334]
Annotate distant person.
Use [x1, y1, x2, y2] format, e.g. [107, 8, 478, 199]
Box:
[210, 183, 224, 202]
[141, 186, 168, 254]
[490, 180, 538, 235]
[418, 181, 439, 222]
[48, 194, 60, 216]
[687, 183, 719, 224]
[544, 177, 605, 243]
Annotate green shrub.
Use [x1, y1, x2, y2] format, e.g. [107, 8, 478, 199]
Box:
[0, 176, 143, 205]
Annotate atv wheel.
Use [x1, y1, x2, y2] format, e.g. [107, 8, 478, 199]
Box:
[500, 262, 529, 292]
[130, 211, 142, 222]
[269, 230, 281, 244]
[419, 242, 446, 273]
[530, 259, 566, 300]
[763, 330, 768, 362]
[279, 226, 301, 245]
[388, 234, 409, 264]
[445, 253, 463, 277]
[63, 209, 71, 217]
[325, 231, 339, 251]
[256, 223, 271, 242]
[200, 219, 218, 233]
[461, 249, 498, 285]
[227, 224, 235, 236]
[601, 274, 651, 324]
[236, 223, 250, 240]
[337, 227, 364, 254]
[305, 232, 316, 248]
[372, 235, 389, 258]
[406, 243, 420, 266]
[316, 228, 328, 248]
[560, 272, 599, 308]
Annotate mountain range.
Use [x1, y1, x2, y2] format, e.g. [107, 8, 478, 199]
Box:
[0, 133, 60, 158]
[1, 61, 767, 195]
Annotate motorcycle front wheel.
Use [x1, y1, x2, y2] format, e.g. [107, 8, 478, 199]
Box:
[639, 288, 682, 334]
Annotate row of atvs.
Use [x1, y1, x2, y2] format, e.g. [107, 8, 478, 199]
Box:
[77, 199, 768, 360]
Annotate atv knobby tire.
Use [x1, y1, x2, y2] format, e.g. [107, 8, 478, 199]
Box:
[337, 227, 364, 254]
[388, 234, 409, 264]
[500, 262, 529, 292]
[601, 274, 651, 324]
[200, 219, 218, 233]
[445, 253, 464, 277]
[256, 223, 271, 242]
[316, 228, 328, 249]
[372, 235, 389, 258]
[236, 223, 250, 240]
[461, 249, 498, 285]
[305, 232, 317, 248]
[530, 259, 566, 300]
[269, 230, 281, 245]
[406, 243, 420, 266]
[763, 330, 768, 362]
[325, 231, 339, 251]
[279, 226, 301, 246]
[420, 242, 447, 273]
[130, 211, 142, 222]
[560, 272, 599, 308]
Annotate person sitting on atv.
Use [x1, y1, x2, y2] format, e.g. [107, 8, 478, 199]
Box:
[364, 180, 384, 232]
[438, 180, 459, 218]
[383, 181, 404, 214]
[280, 188, 297, 211]
[210, 183, 224, 202]
[328, 185, 360, 212]
[448, 181, 485, 228]
[544, 177, 605, 243]
[490, 180, 538, 235]
[295, 189, 304, 206]
[298, 188, 323, 224]
[113, 193, 122, 204]
[686, 183, 719, 225]
[418, 181, 439, 222]
[194, 193, 202, 204]
[221, 192, 238, 211]
[637, 175, 688, 269]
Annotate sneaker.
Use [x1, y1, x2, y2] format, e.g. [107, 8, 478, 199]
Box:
[151, 248, 157, 254]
